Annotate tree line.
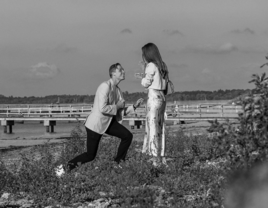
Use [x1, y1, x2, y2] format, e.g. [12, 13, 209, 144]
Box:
[0, 89, 250, 104]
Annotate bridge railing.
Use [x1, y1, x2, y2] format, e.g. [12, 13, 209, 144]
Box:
[125, 104, 242, 119]
[0, 106, 93, 117]
[0, 103, 242, 119]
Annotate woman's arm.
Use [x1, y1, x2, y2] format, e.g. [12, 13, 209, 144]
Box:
[141, 63, 155, 88]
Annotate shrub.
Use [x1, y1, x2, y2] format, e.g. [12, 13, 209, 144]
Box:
[206, 57, 268, 170]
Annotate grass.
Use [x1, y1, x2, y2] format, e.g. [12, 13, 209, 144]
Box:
[0, 123, 231, 207]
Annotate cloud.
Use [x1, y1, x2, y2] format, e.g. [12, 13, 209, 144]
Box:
[182, 42, 238, 54]
[230, 28, 255, 35]
[218, 43, 238, 53]
[28, 62, 60, 79]
[163, 29, 183, 36]
[120, 28, 132, 34]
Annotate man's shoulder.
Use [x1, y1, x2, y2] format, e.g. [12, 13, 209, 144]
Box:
[97, 80, 112, 91]
[100, 80, 110, 86]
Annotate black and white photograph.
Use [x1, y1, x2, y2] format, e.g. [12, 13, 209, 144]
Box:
[1, 0, 268, 207]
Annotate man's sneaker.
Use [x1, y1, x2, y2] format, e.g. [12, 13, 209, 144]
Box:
[55, 164, 65, 178]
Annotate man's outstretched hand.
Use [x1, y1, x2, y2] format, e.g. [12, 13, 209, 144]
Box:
[134, 98, 144, 109]
[116, 99, 125, 110]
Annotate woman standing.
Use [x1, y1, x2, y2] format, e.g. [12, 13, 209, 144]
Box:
[140, 43, 169, 166]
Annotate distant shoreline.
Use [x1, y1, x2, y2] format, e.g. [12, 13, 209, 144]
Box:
[0, 136, 71, 152]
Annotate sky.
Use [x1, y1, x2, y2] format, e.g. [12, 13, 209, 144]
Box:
[0, 0, 268, 97]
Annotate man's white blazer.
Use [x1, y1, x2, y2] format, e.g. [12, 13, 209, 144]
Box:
[85, 79, 135, 134]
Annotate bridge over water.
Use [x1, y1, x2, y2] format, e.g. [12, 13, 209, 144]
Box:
[0, 103, 241, 134]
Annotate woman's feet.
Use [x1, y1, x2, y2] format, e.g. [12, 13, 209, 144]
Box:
[148, 157, 168, 167]
[161, 157, 168, 167]
[55, 164, 65, 178]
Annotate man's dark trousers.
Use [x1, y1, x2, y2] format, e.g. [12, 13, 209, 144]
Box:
[67, 117, 133, 170]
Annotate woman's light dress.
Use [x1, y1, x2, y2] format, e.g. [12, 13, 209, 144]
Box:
[141, 63, 167, 158]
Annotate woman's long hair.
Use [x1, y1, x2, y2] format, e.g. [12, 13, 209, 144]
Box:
[142, 43, 168, 79]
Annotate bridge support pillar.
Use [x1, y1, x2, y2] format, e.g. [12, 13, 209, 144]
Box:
[173, 120, 185, 125]
[9, 125, 13, 134]
[3, 126, 7, 133]
[129, 120, 142, 129]
[129, 120, 134, 129]
[44, 120, 56, 133]
[1, 120, 14, 134]
[141, 120, 145, 129]
[136, 120, 142, 129]
[51, 125, 54, 133]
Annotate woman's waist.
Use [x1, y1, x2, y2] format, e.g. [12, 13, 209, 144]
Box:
[147, 89, 165, 100]
[147, 78, 166, 89]
[147, 84, 166, 91]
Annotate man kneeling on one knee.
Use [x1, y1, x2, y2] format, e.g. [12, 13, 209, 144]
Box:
[56, 63, 143, 175]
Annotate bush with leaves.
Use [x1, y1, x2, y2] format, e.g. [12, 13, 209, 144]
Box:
[206, 56, 268, 170]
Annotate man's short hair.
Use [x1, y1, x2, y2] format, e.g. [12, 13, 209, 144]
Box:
[109, 63, 121, 78]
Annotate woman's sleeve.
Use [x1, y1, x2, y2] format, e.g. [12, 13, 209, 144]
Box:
[141, 63, 155, 88]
